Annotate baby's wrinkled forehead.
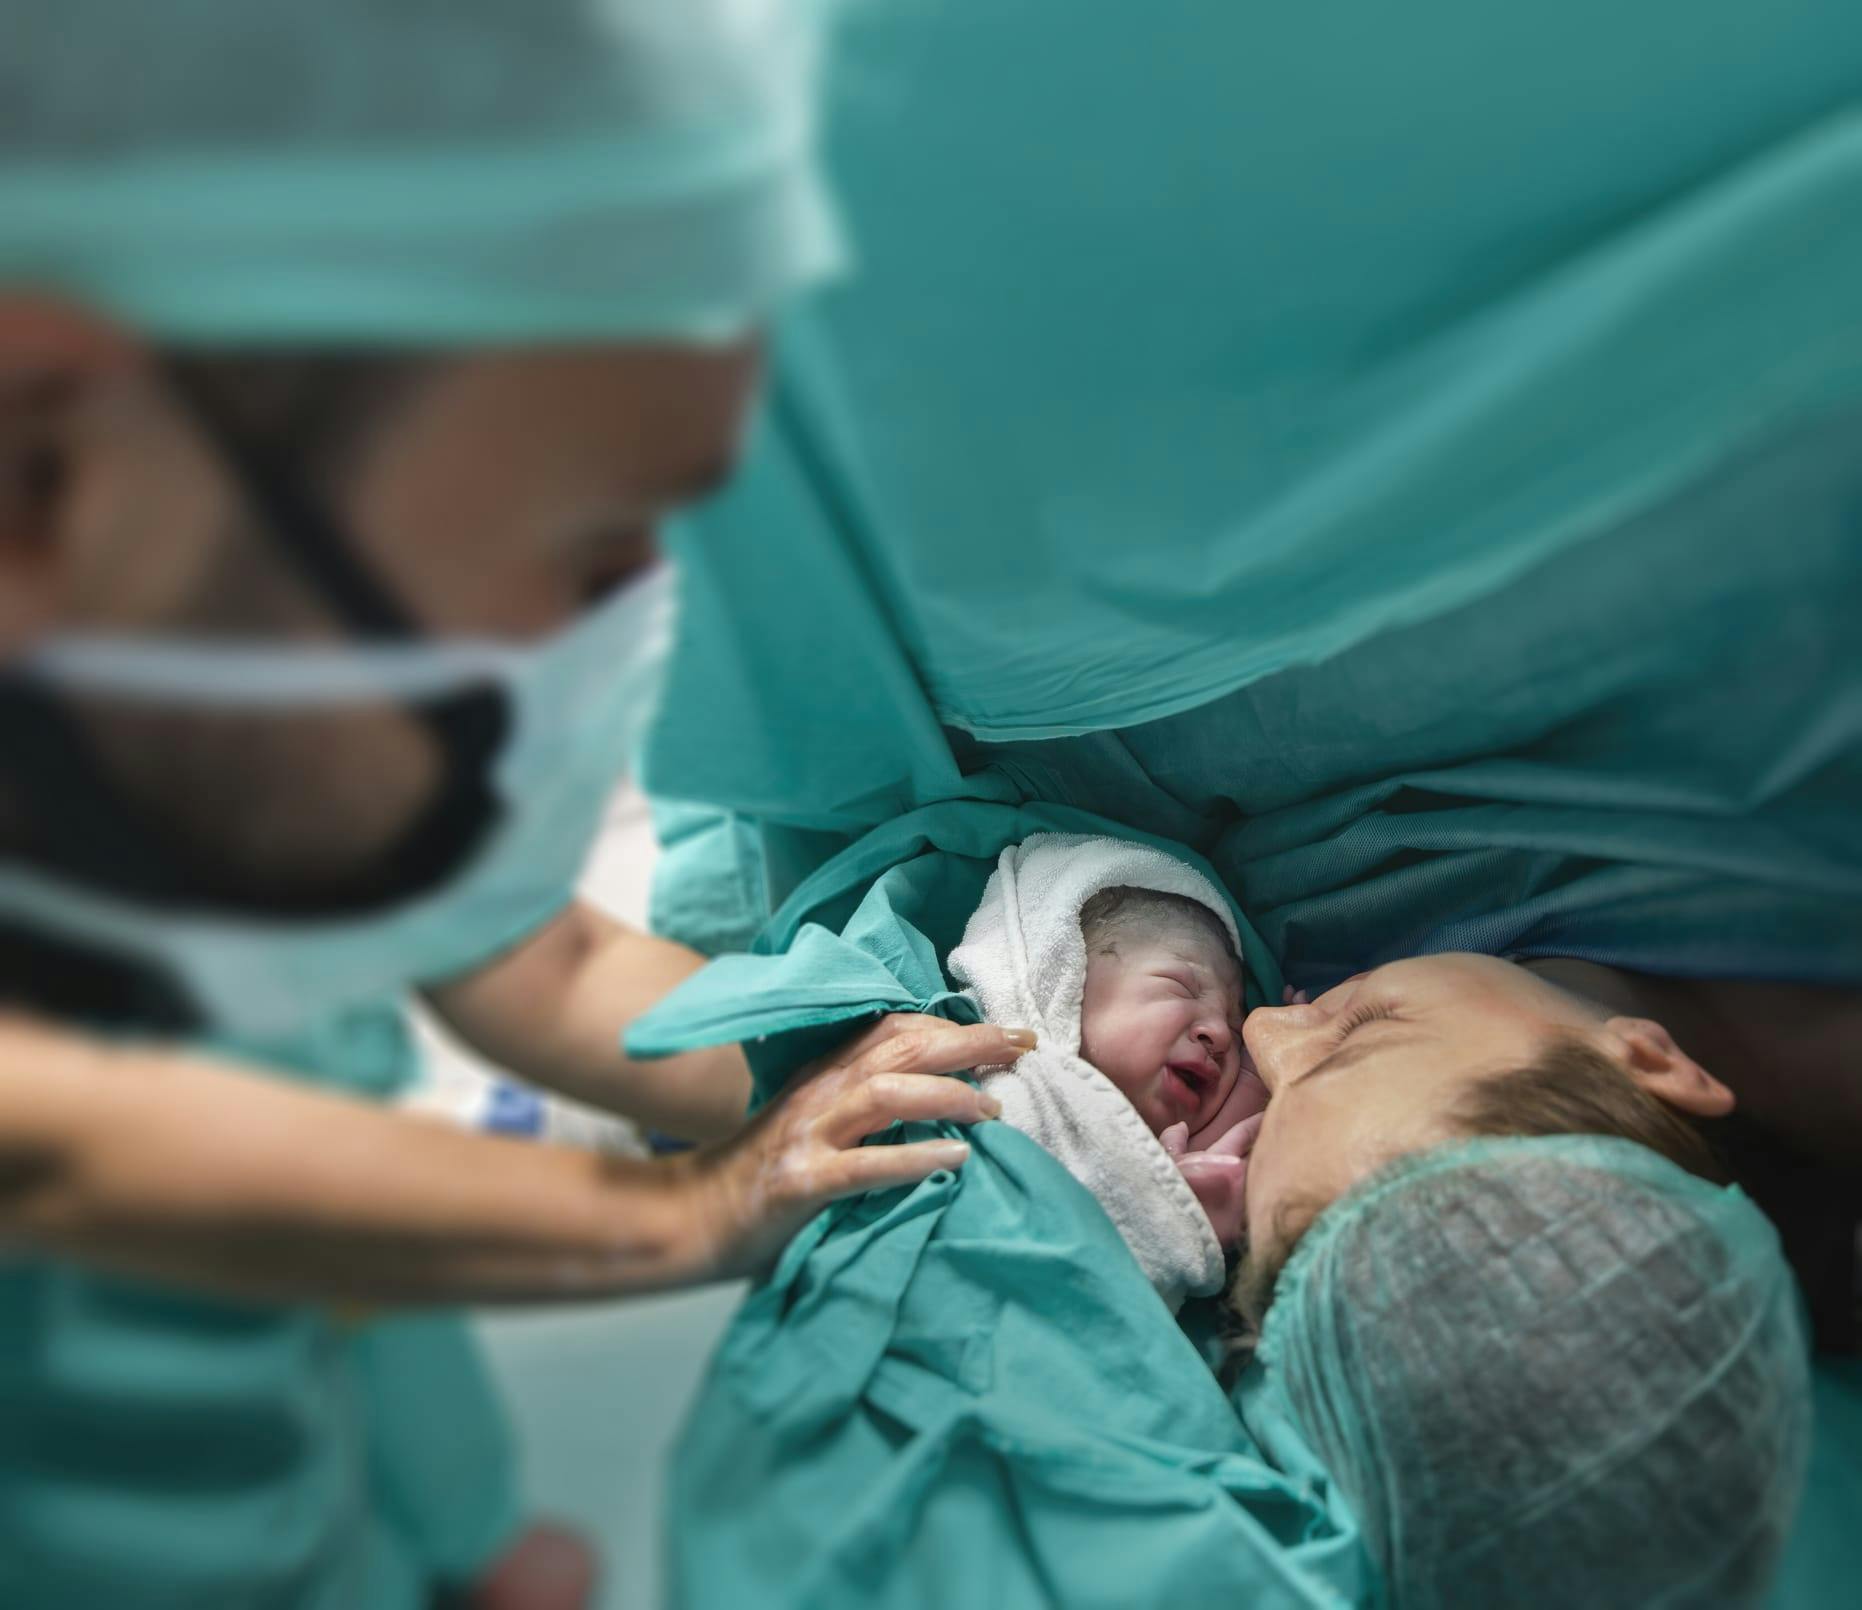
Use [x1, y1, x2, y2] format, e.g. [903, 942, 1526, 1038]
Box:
[1157, 935, 1246, 1004]
[1084, 910, 1244, 1003]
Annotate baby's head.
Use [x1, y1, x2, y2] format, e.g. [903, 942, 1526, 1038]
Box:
[1078, 886, 1245, 1136]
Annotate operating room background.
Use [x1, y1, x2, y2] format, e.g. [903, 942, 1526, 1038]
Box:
[410, 785, 736, 1610]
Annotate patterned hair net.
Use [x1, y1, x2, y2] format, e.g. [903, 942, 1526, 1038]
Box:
[0, 0, 843, 342]
[1257, 1136, 1811, 1609]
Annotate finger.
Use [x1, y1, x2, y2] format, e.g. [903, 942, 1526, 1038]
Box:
[824, 1071, 1004, 1147]
[823, 1138, 974, 1198]
[858, 1017, 1037, 1081]
[1205, 1113, 1266, 1159]
[1160, 1121, 1189, 1158]
[1178, 1154, 1247, 1203]
[819, 1011, 930, 1068]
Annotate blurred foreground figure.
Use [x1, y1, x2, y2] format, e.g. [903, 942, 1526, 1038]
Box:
[0, 5, 1027, 1608]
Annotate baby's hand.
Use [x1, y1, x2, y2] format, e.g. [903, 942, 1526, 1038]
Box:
[1161, 1115, 1262, 1250]
[1283, 986, 1310, 1005]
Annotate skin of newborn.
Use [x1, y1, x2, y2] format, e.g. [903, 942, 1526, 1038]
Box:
[1076, 890, 1270, 1246]
[1079, 933, 1244, 1133]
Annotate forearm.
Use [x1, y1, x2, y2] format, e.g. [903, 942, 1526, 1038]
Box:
[425, 902, 752, 1142]
[0, 1015, 711, 1306]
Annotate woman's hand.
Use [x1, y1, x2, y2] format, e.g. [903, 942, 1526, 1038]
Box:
[674, 1014, 1034, 1280]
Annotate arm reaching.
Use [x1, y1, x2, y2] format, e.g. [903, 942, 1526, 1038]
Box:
[423, 900, 752, 1143]
[0, 1011, 1028, 1306]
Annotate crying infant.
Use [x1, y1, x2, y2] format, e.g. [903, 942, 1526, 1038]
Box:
[948, 833, 1270, 1311]
[1077, 884, 1254, 1146]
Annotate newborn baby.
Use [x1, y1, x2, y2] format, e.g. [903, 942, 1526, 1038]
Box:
[949, 833, 1270, 1309]
[1077, 885, 1265, 1247]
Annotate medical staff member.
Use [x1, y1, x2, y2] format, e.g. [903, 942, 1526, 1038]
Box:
[0, 3, 1022, 1607]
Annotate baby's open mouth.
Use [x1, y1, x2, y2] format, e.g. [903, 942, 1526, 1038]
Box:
[1164, 1060, 1218, 1111]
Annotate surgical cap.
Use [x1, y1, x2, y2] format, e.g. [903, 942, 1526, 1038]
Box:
[0, 0, 843, 343]
[1257, 1135, 1810, 1609]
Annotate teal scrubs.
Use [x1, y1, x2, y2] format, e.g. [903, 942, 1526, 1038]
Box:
[0, 1006, 521, 1609]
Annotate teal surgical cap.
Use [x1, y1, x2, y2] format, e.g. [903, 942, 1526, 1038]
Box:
[1258, 1136, 1811, 1609]
[0, 0, 843, 343]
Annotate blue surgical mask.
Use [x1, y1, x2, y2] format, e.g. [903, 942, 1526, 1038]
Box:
[2, 564, 675, 1034]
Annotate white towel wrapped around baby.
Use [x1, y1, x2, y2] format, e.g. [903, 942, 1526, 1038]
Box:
[948, 833, 1240, 1312]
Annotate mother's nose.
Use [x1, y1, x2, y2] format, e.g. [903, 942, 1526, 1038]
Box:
[1241, 1002, 1328, 1091]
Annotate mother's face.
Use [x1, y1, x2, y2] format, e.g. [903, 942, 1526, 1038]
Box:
[1237, 954, 1726, 1272]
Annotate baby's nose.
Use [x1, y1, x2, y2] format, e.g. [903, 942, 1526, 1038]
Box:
[1196, 1017, 1232, 1055]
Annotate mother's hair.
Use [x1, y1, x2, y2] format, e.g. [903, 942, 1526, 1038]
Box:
[1455, 1032, 1726, 1183]
[1234, 1026, 1728, 1329]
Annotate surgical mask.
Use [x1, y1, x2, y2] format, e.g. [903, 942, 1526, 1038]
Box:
[0, 360, 677, 1034]
[0, 564, 675, 1035]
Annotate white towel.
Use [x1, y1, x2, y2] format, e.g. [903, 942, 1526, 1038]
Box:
[947, 833, 1242, 1312]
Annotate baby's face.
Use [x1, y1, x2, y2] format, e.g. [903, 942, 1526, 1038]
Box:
[1079, 935, 1247, 1135]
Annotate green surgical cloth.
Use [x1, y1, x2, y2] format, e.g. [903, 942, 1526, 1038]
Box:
[643, 1, 1861, 752]
[642, 0, 1862, 974]
[670, 1124, 1368, 1610]
[0, 0, 841, 343]
[633, 822, 1353, 1610]
[1257, 1137, 1811, 1609]
[645, 362, 1862, 995]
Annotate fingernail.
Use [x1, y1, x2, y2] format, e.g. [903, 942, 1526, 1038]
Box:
[979, 1094, 1004, 1118]
[939, 1141, 973, 1166]
[1004, 1028, 1038, 1050]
